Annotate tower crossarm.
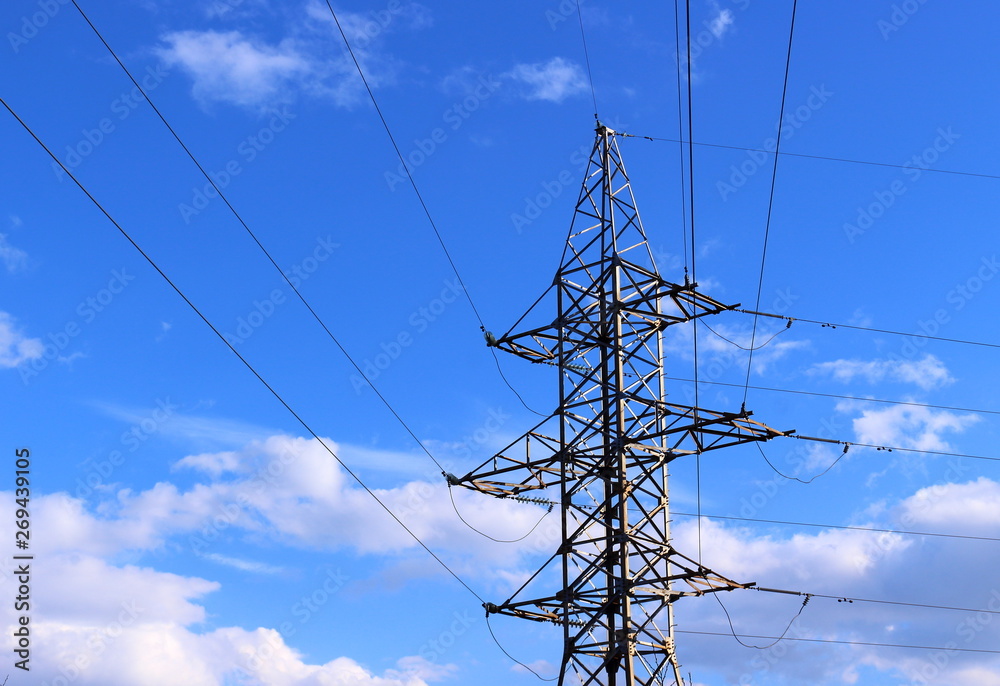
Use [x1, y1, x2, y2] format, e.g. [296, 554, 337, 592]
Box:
[485, 278, 740, 367]
[444, 418, 566, 498]
[654, 401, 794, 455]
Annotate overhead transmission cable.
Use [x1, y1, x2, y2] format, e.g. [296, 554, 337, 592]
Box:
[663, 375, 1000, 419]
[672, 0, 690, 280]
[676, 629, 1000, 655]
[754, 586, 1000, 617]
[755, 440, 847, 484]
[66, 0, 452, 475]
[738, 307, 1000, 351]
[714, 592, 810, 650]
[575, 0, 600, 120]
[619, 133, 1000, 184]
[680, 0, 705, 564]
[743, 0, 799, 406]
[671, 511, 1000, 545]
[70, 0, 547, 549]
[789, 433, 1000, 464]
[0, 94, 486, 606]
[320, 0, 547, 420]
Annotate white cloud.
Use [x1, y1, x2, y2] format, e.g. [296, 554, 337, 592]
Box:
[0, 233, 27, 272]
[156, 30, 313, 109]
[504, 57, 588, 103]
[811, 353, 953, 390]
[160, 4, 433, 111]
[10, 432, 1000, 684]
[707, 4, 735, 39]
[665, 319, 808, 376]
[666, 482, 1000, 684]
[897, 477, 1000, 531]
[200, 552, 286, 574]
[0, 311, 44, 368]
[35, 435, 559, 584]
[848, 403, 978, 452]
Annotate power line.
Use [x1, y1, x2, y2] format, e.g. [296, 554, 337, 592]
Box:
[683, 0, 704, 564]
[744, 0, 799, 406]
[677, 629, 1000, 655]
[0, 93, 486, 605]
[756, 440, 848, 484]
[671, 511, 1000, 545]
[790, 433, 1000, 464]
[664, 375, 1000, 419]
[486, 614, 558, 682]
[321, 0, 546, 420]
[715, 592, 810, 650]
[671, 0, 689, 281]
[67, 0, 453, 475]
[448, 486, 553, 544]
[575, 0, 599, 120]
[739, 307, 1000, 351]
[620, 133, 1000, 183]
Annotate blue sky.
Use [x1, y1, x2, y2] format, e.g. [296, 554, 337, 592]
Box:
[2, 0, 1000, 684]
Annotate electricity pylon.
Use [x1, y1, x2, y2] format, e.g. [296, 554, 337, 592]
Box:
[446, 124, 790, 685]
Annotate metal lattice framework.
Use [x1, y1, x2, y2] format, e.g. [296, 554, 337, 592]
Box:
[447, 124, 792, 686]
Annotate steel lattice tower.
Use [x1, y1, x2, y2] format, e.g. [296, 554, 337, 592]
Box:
[446, 124, 789, 686]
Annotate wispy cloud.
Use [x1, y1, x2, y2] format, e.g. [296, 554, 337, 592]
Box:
[504, 57, 588, 103]
[707, 1, 735, 38]
[0, 311, 43, 368]
[811, 353, 953, 390]
[200, 552, 285, 574]
[156, 30, 313, 109]
[0, 233, 28, 273]
[156, 3, 431, 111]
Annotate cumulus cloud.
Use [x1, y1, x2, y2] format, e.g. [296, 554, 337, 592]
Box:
[667, 482, 1000, 685]
[0, 311, 43, 368]
[811, 353, 953, 390]
[504, 57, 588, 103]
[34, 435, 558, 580]
[6, 430, 1000, 684]
[848, 403, 978, 452]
